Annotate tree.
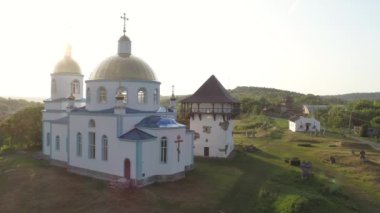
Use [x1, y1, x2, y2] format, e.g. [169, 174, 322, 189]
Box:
[0, 105, 43, 149]
[327, 106, 348, 129]
[370, 116, 380, 129]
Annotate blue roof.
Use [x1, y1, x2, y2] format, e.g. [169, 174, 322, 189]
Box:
[136, 115, 185, 128]
[51, 116, 69, 124]
[118, 128, 156, 141]
[71, 106, 156, 114]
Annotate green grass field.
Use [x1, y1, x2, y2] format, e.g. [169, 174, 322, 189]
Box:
[1, 118, 380, 212]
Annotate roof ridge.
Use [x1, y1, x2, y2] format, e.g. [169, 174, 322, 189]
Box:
[181, 75, 239, 103]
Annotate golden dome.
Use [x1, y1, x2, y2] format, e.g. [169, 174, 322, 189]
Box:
[53, 56, 81, 75]
[89, 55, 157, 81]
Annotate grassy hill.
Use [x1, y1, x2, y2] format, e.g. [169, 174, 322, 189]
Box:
[1, 117, 380, 212]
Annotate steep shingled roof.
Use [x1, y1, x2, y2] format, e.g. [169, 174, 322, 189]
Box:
[180, 75, 239, 104]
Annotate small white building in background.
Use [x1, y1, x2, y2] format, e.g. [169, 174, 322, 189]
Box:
[180, 75, 240, 158]
[42, 23, 194, 187]
[289, 116, 320, 132]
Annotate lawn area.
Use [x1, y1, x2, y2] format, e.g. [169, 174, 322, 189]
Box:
[1, 118, 380, 212]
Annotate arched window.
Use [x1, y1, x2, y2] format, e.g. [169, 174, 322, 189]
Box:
[98, 87, 107, 103]
[102, 135, 108, 161]
[88, 132, 96, 159]
[86, 87, 90, 103]
[89, 119, 96, 128]
[71, 80, 80, 94]
[51, 79, 56, 94]
[46, 133, 50, 146]
[76, 132, 82, 156]
[138, 88, 146, 104]
[160, 137, 167, 163]
[116, 87, 128, 104]
[55, 135, 60, 151]
[154, 89, 159, 104]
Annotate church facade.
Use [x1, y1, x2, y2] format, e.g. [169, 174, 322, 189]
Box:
[42, 24, 194, 187]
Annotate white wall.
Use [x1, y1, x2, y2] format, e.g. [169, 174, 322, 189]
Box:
[85, 80, 160, 112]
[68, 114, 137, 178]
[140, 128, 193, 178]
[289, 117, 320, 132]
[191, 114, 234, 158]
[50, 123, 68, 162]
[51, 74, 84, 100]
[42, 122, 51, 156]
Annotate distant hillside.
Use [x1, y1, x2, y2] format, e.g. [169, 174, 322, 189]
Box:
[165, 88, 380, 107]
[323, 93, 380, 102]
[0, 97, 42, 121]
[229, 86, 344, 106]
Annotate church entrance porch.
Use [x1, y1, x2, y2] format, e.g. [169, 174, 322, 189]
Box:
[204, 147, 209, 157]
[124, 159, 131, 179]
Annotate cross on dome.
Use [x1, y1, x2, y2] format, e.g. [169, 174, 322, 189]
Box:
[120, 13, 129, 36]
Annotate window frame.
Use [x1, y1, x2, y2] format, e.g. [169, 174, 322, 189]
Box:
[76, 132, 82, 157]
[137, 88, 147, 104]
[71, 80, 80, 94]
[160, 137, 168, 163]
[102, 135, 108, 161]
[153, 88, 159, 104]
[88, 132, 96, 159]
[55, 135, 60, 151]
[98, 87, 107, 103]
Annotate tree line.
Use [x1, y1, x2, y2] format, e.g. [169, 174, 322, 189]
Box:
[0, 98, 43, 153]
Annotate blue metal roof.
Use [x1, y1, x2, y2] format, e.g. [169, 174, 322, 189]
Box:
[136, 115, 185, 128]
[71, 106, 156, 114]
[118, 128, 156, 141]
[51, 116, 69, 124]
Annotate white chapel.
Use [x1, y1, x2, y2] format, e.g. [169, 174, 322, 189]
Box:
[42, 16, 194, 187]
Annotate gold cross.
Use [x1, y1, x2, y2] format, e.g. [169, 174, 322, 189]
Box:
[120, 13, 129, 35]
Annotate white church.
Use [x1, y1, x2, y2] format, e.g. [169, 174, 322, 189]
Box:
[42, 17, 194, 187]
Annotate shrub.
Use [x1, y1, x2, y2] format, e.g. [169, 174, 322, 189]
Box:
[0, 144, 15, 154]
[297, 143, 313, 147]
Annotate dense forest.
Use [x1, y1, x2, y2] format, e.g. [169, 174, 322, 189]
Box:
[0, 97, 43, 152]
[0, 97, 42, 121]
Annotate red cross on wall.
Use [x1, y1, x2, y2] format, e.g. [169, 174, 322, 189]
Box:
[174, 135, 183, 162]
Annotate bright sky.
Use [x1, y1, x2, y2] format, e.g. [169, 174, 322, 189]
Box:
[0, 0, 379, 98]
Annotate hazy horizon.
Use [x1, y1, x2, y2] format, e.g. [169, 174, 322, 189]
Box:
[0, 0, 379, 97]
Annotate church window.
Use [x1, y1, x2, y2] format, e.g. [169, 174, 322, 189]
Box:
[76, 132, 82, 156]
[203, 126, 212, 133]
[137, 88, 146, 104]
[117, 87, 128, 104]
[160, 137, 168, 163]
[55, 135, 60, 151]
[102, 135, 108, 161]
[89, 119, 96, 128]
[86, 87, 90, 103]
[98, 87, 107, 103]
[71, 80, 80, 94]
[88, 132, 96, 159]
[51, 79, 57, 94]
[154, 89, 159, 104]
[46, 133, 50, 146]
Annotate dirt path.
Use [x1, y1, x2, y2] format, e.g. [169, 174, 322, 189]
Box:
[347, 135, 380, 151]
